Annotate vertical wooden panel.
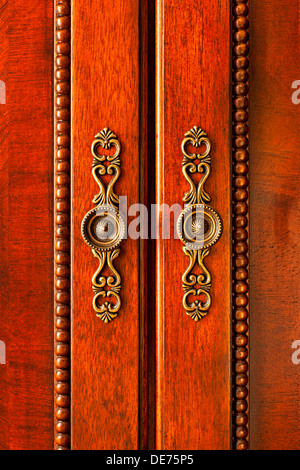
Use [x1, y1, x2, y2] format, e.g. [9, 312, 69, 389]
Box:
[156, 0, 232, 450]
[250, 0, 300, 450]
[0, 0, 54, 450]
[71, 0, 141, 449]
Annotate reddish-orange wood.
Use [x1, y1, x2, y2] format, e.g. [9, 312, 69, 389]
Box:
[0, 0, 299, 452]
[71, 0, 141, 450]
[0, 0, 54, 450]
[156, 0, 232, 450]
[249, 0, 300, 450]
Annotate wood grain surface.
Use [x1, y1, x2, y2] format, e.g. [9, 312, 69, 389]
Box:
[0, 0, 54, 450]
[0, 0, 299, 452]
[156, 0, 232, 450]
[249, 0, 300, 450]
[71, 0, 142, 450]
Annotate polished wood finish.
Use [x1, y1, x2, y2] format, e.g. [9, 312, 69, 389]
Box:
[0, 0, 54, 450]
[0, 0, 300, 451]
[249, 0, 300, 450]
[71, 0, 141, 450]
[156, 0, 232, 450]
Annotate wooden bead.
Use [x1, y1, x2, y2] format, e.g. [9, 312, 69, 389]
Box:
[55, 317, 70, 330]
[56, 291, 70, 304]
[56, 96, 70, 109]
[55, 305, 70, 317]
[55, 356, 70, 370]
[56, 42, 71, 56]
[55, 266, 70, 279]
[56, 407, 70, 421]
[234, 294, 248, 308]
[233, 30, 249, 44]
[55, 433, 70, 447]
[234, 268, 248, 281]
[55, 382, 70, 395]
[234, 149, 249, 161]
[234, 43, 248, 56]
[55, 343, 70, 356]
[234, 83, 248, 96]
[236, 426, 248, 439]
[234, 189, 248, 201]
[57, 148, 70, 160]
[234, 96, 248, 108]
[55, 395, 70, 409]
[55, 370, 70, 382]
[234, 124, 248, 136]
[56, 161, 70, 172]
[234, 215, 247, 228]
[235, 386, 248, 399]
[55, 278, 70, 290]
[234, 17, 249, 30]
[55, 253, 70, 265]
[234, 228, 248, 242]
[234, 4, 248, 17]
[56, 4, 70, 16]
[234, 136, 248, 149]
[235, 399, 248, 412]
[236, 413, 248, 426]
[56, 421, 70, 434]
[234, 57, 249, 69]
[233, 203, 248, 215]
[235, 335, 248, 347]
[234, 348, 248, 361]
[235, 374, 248, 387]
[235, 361, 248, 373]
[57, 121, 70, 133]
[234, 281, 248, 293]
[234, 109, 248, 122]
[56, 29, 70, 42]
[236, 439, 248, 451]
[57, 16, 71, 29]
[234, 176, 248, 189]
[234, 308, 248, 321]
[234, 323, 248, 335]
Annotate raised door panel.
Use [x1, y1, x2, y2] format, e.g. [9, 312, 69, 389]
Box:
[249, 0, 300, 450]
[0, 0, 54, 450]
[71, 0, 142, 450]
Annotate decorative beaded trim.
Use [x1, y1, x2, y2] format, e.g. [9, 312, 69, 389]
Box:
[54, 0, 71, 450]
[232, 0, 250, 451]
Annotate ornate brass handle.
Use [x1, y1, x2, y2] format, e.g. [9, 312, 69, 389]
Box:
[81, 128, 124, 323]
[177, 126, 222, 321]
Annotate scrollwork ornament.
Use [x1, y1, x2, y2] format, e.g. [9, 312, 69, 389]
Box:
[177, 126, 222, 321]
[81, 128, 123, 323]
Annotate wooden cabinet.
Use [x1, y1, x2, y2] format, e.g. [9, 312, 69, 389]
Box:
[0, 0, 299, 450]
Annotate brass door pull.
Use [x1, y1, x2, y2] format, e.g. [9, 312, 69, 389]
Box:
[177, 126, 222, 321]
[81, 128, 124, 323]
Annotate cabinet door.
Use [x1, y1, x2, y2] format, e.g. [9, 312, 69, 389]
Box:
[155, 0, 232, 450]
[249, 0, 300, 450]
[0, 0, 299, 451]
[0, 0, 54, 450]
